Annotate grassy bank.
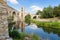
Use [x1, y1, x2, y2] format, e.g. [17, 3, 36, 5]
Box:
[13, 32, 39, 40]
[31, 19, 60, 28]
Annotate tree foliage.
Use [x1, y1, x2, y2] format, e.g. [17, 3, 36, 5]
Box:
[25, 14, 31, 25]
[36, 5, 60, 18]
[36, 10, 42, 15]
[41, 6, 54, 18]
[53, 5, 60, 17]
[12, 30, 21, 39]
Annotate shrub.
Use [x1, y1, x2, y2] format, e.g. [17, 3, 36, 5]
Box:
[12, 30, 21, 39]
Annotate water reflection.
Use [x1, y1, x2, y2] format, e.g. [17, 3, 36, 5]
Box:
[18, 24, 60, 40]
[42, 27, 60, 37]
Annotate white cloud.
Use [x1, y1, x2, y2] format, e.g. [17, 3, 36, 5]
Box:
[30, 5, 43, 11]
[7, 0, 18, 4]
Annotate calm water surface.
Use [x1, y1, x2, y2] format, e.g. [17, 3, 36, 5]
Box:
[18, 24, 60, 40]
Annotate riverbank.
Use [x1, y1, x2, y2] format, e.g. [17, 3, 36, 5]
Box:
[31, 19, 60, 28]
[33, 17, 60, 22]
[13, 32, 39, 40]
[8, 22, 40, 40]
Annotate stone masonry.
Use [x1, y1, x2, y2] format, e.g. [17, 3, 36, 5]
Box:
[0, 0, 11, 40]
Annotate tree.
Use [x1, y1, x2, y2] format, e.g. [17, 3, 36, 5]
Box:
[36, 10, 42, 15]
[25, 14, 31, 25]
[41, 6, 54, 18]
[53, 5, 60, 17]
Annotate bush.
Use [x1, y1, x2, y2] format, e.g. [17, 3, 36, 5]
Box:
[31, 34, 39, 40]
[8, 22, 15, 37]
[12, 30, 21, 39]
[13, 32, 39, 40]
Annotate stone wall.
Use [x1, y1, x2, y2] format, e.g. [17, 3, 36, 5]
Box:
[0, 0, 9, 39]
[0, 0, 19, 40]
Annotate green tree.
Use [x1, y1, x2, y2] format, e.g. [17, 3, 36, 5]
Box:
[25, 14, 31, 25]
[36, 10, 42, 15]
[53, 5, 60, 17]
[41, 6, 54, 18]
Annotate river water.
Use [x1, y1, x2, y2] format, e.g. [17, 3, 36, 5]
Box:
[18, 24, 60, 40]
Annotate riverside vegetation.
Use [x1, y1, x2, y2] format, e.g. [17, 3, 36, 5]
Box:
[31, 19, 60, 28]
[31, 19, 60, 37]
[31, 5, 60, 29]
[36, 5, 60, 18]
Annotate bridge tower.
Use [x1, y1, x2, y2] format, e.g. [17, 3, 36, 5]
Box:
[19, 7, 25, 32]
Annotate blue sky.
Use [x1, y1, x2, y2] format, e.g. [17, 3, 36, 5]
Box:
[7, 0, 60, 14]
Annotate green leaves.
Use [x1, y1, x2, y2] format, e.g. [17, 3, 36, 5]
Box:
[25, 14, 31, 25]
[36, 5, 60, 18]
[12, 30, 21, 39]
[53, 5, 60, 17]
[42, 6, 54, 18]
[36, 10, 42, 15]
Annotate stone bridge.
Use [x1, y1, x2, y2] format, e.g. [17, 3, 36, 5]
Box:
[24, 13, 40, 19]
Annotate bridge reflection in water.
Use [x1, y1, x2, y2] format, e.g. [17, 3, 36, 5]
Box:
[13, 7, 25, 32]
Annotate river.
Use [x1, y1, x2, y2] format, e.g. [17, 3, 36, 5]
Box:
[18, 24, 60, 40]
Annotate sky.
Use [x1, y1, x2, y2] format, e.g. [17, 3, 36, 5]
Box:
[7, 0, 60, 14]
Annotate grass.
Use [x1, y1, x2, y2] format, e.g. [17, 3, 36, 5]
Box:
[31, 19, 60, 28]
[13, 32, 39, 40]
